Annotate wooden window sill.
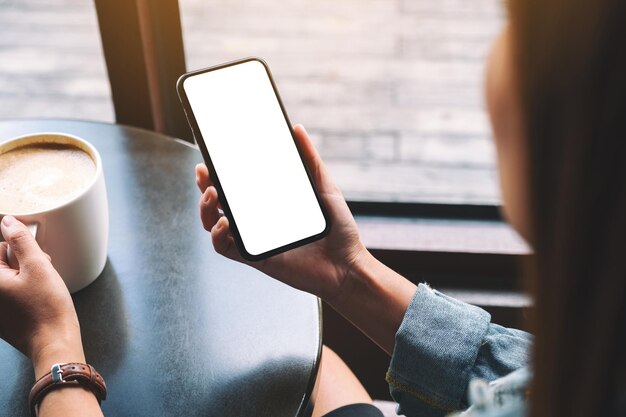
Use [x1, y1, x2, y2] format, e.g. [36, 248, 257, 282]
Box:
[355, 215, 529, 255]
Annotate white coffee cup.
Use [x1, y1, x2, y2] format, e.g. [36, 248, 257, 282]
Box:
[0, 132, 109, 293]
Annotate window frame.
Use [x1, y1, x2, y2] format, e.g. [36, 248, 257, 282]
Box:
[96, 0, 528, 308]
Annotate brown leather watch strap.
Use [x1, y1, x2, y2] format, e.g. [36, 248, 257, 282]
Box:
[29, 363, 107, 417]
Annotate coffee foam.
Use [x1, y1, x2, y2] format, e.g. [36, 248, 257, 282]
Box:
[0, 143, 96, 214]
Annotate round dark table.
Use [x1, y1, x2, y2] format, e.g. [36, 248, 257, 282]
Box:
[0, 120, 321, 417]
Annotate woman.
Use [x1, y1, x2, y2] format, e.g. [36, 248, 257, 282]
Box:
[1, 0, 624, 415]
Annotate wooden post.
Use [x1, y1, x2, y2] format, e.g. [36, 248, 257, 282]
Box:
[94, 0, 192, 142]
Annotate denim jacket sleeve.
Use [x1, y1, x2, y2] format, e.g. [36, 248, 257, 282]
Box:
[386, 284, 532, 417]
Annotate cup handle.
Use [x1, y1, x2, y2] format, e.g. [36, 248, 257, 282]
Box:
[2, 224, 38, 269]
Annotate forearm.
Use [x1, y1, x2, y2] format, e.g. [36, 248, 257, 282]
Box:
[328, 250, 417, 355]
[37, 387, 103, 417]
[32, 329, 104, 417]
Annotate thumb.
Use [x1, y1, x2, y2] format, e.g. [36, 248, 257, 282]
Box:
[0, 216, 46, 270]
[292, 124, 338, 194]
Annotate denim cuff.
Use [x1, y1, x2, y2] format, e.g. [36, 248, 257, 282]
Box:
[387, 284, 491, 417]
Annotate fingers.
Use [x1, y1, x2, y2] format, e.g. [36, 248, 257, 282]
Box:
[199, 190, 245, 263]
[199, 184, 248, 264]
[293, 124, 322, 168]
[0, 242, 8, 268]
[0, 241, 50, 269]
[210, 217, 243, 262]
[0, 241, 18, 294]
[195, 163, 212, 192]
[0, 240, 19, 283]
[292, 124, 338, 193]
[0, 216, 46, 270]
[199, 186, 222, 231]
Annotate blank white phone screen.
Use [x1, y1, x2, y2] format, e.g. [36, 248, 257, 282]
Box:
[183, 60, 327, 256]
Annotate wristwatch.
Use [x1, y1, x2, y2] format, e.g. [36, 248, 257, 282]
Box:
[29, 363, 107, 417]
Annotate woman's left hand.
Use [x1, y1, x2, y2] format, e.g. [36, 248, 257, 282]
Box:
[0, 215, 85, 378]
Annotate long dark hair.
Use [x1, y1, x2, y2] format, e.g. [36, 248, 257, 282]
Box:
[509, 0, 626, 415]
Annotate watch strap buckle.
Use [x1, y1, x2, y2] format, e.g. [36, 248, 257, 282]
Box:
[51, 363, 65, 383]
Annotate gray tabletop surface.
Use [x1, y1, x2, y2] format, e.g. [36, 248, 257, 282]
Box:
[0, 119, 321, 417]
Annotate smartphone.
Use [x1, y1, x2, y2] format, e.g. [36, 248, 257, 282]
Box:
[177, 58, 330, 261]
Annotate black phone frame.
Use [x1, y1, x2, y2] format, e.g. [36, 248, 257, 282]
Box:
[177, 57, 331, 261]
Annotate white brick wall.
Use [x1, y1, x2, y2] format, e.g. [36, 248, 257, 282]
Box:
[0, 0, 505, 204]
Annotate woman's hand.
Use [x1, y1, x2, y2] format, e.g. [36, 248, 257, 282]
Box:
[0, 215, 85, 379]
[196, 124, 417, 354]
[195, 124, 369, 303]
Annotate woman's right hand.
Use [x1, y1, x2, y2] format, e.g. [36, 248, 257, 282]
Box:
[195, 124, 372, 304]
